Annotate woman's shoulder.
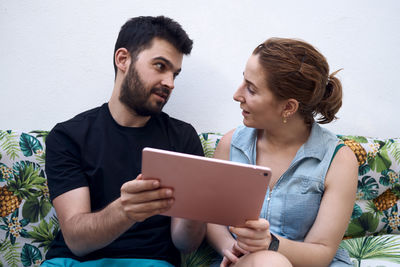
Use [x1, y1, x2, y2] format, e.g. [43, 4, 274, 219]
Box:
[333, 144, 358, 167]
[326, 144, 358, 187]
[213, 128, 236, 160]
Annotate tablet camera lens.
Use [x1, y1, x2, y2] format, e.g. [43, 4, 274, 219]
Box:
[263, 172, 268, 176]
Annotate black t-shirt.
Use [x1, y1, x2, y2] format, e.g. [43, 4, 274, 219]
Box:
[45, 103, 204, 266]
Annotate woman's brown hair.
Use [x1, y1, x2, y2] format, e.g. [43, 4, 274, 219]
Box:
[253, 38, 342, 125]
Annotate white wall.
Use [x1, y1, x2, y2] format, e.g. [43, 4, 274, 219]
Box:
[1, 0, 399, 138]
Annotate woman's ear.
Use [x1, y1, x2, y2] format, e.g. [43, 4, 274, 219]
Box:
[282, 98, 299, 119]
[114, 48, 130, 74]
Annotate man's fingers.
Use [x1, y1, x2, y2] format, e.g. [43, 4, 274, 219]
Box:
[123, 198, 175, 222]
[121, 178, 161, 194]
[122, 187, 173, 203]
[124, 197, 174, 213]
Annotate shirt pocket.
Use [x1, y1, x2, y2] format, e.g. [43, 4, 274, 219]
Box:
[281, 177, 323, 240]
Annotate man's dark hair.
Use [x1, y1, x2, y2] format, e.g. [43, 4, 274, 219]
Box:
[113, 16, 193, 76]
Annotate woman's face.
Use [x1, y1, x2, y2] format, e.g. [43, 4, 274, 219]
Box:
[233, 54, 285, 129]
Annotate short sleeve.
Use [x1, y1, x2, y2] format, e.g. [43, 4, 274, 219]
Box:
[45, 125, 88, 201]
[181, 123, 204, 157]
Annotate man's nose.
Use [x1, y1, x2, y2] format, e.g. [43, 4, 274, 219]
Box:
[161, 73, 175, 90]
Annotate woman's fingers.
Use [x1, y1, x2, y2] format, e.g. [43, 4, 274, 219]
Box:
[222, 248, 240, 264]
[236, 238, 269, 252]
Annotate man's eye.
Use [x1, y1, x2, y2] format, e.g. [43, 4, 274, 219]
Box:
[155, 63, 165, 71]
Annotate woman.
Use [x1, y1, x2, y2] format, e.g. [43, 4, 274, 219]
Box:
[207, 38, 358, 267]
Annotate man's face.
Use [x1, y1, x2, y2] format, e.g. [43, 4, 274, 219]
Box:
[119, 38, 184, 116]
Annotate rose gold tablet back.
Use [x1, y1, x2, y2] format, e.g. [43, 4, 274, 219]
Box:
[142, 147, 271, 226]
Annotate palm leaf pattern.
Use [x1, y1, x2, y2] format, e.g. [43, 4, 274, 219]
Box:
[0, 239, 21, 267]
[29, 131, 49, 144]
[0, 131, 19, 161]
[8, 163, 46, 200]
[181, 241, 220, 267]
[28, 215, 59, 251]
[0, 131, 399, 266]
[199, 133, 221, 158]
[340, 235, 400, 267]
[387, 139, 400, 164]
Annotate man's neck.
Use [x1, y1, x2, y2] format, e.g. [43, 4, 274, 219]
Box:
[108, 96, 151, 128]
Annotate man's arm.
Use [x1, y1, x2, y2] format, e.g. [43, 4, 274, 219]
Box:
[53, 175, 174, 256]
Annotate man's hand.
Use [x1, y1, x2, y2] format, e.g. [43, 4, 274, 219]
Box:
[120, 174, 174, 222]
[229, 219, 272, 252]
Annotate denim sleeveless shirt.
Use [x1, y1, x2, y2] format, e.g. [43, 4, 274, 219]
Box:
[230, 123, 353, 266]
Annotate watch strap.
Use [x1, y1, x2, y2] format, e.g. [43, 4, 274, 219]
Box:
[268, 233, 280, 251]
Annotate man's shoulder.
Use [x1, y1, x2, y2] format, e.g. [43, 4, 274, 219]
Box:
[48, 104, 106, 142]
[61, 105, 104, 127]
[157, 112, 195, 131]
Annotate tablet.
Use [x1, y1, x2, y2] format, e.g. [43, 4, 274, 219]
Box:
[141, 147, 271, 226]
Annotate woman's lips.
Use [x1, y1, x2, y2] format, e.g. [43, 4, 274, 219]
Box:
[242, 110, 250, 116]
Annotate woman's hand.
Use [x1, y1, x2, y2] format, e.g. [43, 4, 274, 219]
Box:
[229, 218, 272, 252]
[220, 242, 248, 267]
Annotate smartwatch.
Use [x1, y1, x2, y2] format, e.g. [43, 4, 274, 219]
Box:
[268, 233, 280, 251]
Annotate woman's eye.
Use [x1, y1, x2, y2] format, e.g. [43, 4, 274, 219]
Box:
[247, 86, 255, 95]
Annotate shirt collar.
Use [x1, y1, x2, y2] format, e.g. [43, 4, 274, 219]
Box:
[232, 123, 335, 163]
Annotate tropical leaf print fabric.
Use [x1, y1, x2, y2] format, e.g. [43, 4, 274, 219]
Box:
[0, 130, 53, 267]
[0, 130, 399, 267]
[338, 136, 400, 238]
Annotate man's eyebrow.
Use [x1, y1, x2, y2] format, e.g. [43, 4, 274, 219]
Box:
[153, 56, 181, 74]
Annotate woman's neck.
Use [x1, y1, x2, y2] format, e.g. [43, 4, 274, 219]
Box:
[257, 118, 311, 153]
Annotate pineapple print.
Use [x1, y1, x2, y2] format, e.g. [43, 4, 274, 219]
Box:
[0, 185, 21, 217]
[1, 163, 46, 218]
[373, 185, 400, 211]
[344, 139, 367, 166]
[0, 165, 13, 180]
[42, 180, 50, 200]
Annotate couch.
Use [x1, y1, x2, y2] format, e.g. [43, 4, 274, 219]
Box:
[0, 130, 399, 267]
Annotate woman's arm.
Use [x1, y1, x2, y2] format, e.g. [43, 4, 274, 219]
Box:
[206, 129, 238, 254]
[229, 145, 358, 267]
[277, 145, 358, 267]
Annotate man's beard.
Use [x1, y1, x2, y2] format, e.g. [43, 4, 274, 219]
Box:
[119, 64, 170, 116]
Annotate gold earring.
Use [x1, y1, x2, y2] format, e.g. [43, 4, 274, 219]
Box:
[283, 112, 290, 123]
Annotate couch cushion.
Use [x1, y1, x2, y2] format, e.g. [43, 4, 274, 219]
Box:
[338, 135, 400, 238]
[340, 234, 400, 266]
[1, 130, 400, 267]
[0, 130, 56, 266]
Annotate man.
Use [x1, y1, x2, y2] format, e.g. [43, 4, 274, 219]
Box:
[43, 16, 205, 267]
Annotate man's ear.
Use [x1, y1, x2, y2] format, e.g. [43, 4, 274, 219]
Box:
[114, 48, 130, 74]
[282, 98, 299, 118]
